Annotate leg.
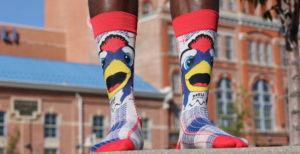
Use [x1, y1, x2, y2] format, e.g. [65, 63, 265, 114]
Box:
[170, 0, 219, 19]
[88, 0, 143, 152]
[170, 0, 248, 149]
[88, 0, 138, 17]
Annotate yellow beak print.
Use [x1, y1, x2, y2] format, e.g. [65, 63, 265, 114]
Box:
[104, 59, 131, 99]
[185, 60, 211, 92]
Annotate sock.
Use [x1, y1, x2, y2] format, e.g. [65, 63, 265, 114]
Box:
[90, 11, 143, 152]
[172, 10, 248, 149]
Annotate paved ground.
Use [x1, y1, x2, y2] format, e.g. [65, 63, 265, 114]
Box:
[99, 146, 300, 154]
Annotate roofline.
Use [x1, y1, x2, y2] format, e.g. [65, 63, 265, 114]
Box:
[0, 80, 165, 100]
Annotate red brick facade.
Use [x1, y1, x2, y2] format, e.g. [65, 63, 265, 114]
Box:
[0, 0, 292, 154]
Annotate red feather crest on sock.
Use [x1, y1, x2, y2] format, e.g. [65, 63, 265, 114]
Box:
[100, 35, 128, 53]
[189, 34, 213, 53]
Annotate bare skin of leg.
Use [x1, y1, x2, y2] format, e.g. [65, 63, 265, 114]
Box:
[88, 0, 138, 18]
[170, 0, 219, 19]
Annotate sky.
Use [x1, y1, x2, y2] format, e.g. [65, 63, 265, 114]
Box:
[0, 0, 44, 28]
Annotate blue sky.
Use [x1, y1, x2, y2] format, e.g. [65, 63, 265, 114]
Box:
[0, 0, 44, 28]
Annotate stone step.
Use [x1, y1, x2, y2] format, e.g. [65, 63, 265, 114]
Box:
[98, 146, 300, 154]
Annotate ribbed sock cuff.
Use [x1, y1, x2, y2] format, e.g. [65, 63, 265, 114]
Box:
[90, 11, 138, 38]
[172, 9, 219, 37]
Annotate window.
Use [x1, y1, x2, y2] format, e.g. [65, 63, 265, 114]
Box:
[44, 114, 58, 138]
[1, 27, 9, 41]
[248, 41, 256, 63]
[216, 78, 235, 127]
[143, 2, 152, 16]
[281, 45, 287, 66]
[45, 148, 57, 154]
[229, 0, 236, 11]
[215, 35, 222, 59]
[225, 36, 234, 60]
[142, 119, 150, 141]
[0, 148, 4, 154]
[172, 73, 181, 94]
[0, 112, 5, 137]
[253, 80, 273, 131]
[172, 105, 180, 130]
[220, 0, 226, 10]
[265, 43, 272, 65]
[257, 42, 264, 64]
[93, 116, 105, 139]
[169, 33, 177, 55]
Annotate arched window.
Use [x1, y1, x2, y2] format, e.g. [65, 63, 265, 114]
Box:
[253, 80, 273, 131]
[216, 78, 235, 127]
[143, 1, 152, 16]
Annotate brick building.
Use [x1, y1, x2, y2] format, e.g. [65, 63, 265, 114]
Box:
[0, 0, 292, 154]
[135, 0, 290, 148]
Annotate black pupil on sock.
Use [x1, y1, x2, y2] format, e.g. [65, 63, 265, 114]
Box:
[101, 60, 105, 69]
[125, 55, 130, 64]
[187, 58, 194, 67]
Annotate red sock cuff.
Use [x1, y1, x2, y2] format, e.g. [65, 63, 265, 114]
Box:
[90, 11, 138, 38]
[172, 9, 219, 37]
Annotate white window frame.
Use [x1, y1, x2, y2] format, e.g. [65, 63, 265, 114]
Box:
[229, 0, 236, 11]
[44, 148, 58, 154]
[142, 118, 151, 141]
[92, 116, 105, 139]
[172, 73, 181, 94]
[257, 42, 264, 65]
[225, 36, 234, 61]
[253, 80, 274, 131]
[142, 1, 153, 16]
[220, 0, 227, 10]
[215, 35, 222, 59]
[216, 78, 235, 128]
[0, 112, 6, 137]
[281, 45, 288, 67]
[168, 32, 177, 55]
[44, 114, 58, 138]
[249, 40, 256, 63]
[265, 43, 272, 65]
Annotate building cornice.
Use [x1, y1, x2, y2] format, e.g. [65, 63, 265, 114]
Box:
[0, 80, 165, 100]
[219, 11, 281, 31]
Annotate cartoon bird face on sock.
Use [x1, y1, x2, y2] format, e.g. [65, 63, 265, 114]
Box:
[99, 35, 134, 99]
[180, 34, 214, 92]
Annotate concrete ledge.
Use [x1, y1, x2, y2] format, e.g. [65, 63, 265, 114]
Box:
[100, 146, 300, 154]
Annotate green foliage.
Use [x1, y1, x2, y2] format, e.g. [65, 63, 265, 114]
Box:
[7, 129, 20, 154]
[219, 86, 253, 137]
[244, 0, 282, 21]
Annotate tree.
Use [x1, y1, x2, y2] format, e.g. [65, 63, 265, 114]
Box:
[7, 129, 20, 154]
[245, 0, 300, 145]
[219, 86, 252, 137]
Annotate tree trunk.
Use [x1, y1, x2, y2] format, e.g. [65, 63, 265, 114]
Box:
[284, 0, 300, 146]
[287, 46, 300, 146]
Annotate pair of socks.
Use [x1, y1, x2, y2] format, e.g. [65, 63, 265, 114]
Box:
[90, 10, 248, 153]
